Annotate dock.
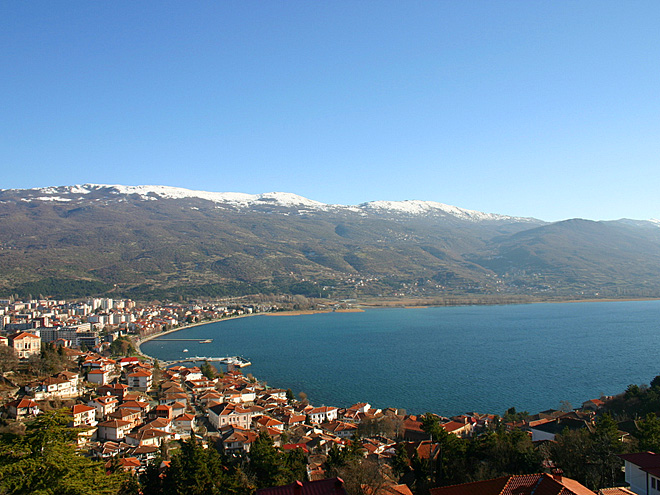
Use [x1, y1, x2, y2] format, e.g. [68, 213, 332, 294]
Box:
[162, 356, 251, 368]
[153, 338, 214, 342]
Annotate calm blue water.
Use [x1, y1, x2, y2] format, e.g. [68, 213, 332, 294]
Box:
[142, 301, 660, 417]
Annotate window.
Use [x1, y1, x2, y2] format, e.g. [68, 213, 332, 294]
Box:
[653, 478, 657, 489]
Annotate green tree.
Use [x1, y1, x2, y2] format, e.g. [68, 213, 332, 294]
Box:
[592, 413, 624, 488]
[161, 436, 251, 495]
[420, 413, 443, 441]
[651, 376, 660, 390]
[549, 428, 595, 488]
[392, 443, 410, 480]
[247, 431, 291, 489]
[502, 407, 530, 424]
[637, 413, 660, 452]
[0, 410, 127, 494]
[472, 428, 542, 478]
[200, 360, 217, 380]
[140, 457, 164, 495]
[283, 447, 308, 483]
[325, 443, 348, 474]
[419, 413, 467, 487]
[109, 337, 137, 357]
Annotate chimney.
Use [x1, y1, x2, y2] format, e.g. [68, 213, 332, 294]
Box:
[335, 477, 345, 493]
[293, 480, 303, 495]
[551, 468, 563, 483]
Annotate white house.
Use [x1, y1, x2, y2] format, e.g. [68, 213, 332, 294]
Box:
[97, 419, 132, 441]
[128, 370, 153, 391]
[8, 332, 41, 359]
[208, 402, 255, 430]
[173, 413, 196, 435]
[71, 404, 98, 427]
[619, 452, 660, 495]
[88, 396, 119, 420]
[125, 428, 173, 447]
[307, 406, 338, 424]
[38, 374, 79, 399]
[87, 369, 112, 386]
[6, 398, 40, 419]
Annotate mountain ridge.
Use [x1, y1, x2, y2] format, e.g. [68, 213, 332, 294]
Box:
[2, 184, 543, 223]
[0, 184, 659, 301]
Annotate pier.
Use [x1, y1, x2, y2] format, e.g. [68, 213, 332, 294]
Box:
[161, 356, 251, 368]
[152, 338, 214, 343]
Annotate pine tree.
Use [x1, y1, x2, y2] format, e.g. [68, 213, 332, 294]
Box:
[160, 436, 251, 495]
[392, 443, 410, 480]
[637, 413, 660, 452]
[248, 431, 288, 489]
[0, 410, 127, 495]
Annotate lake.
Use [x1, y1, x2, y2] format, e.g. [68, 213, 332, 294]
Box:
[141, 300, 660, 417]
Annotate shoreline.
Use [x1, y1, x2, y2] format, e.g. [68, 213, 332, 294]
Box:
[134, 313, 255, 359]
[358, 296, 660, 308]
[545, 297, 660, 304]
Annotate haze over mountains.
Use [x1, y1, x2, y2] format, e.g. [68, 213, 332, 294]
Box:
[1, 184, 659, 301]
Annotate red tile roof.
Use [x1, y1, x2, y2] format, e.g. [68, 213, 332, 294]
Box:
[256, 477, 348, 495]
[128, 370, 152, 377]
[441, 421, 467, 433]
[7, 398, 39, 409]
[618, 451, 660, 470]
[9, 332, 40, 340]
[72, 404, 96, 414]
[174, 413, 195, 422]
[429, 474, 595, 495]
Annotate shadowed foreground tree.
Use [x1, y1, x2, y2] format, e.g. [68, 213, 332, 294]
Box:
[0, 410, 127, 495]
[247, 431, 307, 489]
[157, 436, 251, 495]
[549, 413, 625, 490]
[419, 413, 467, 487]
[336, 458, 390, 495]
[637, 412, 660, 452]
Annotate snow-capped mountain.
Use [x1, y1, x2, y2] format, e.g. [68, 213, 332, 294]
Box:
[3, 184, 536, 223]
[1, 183, 659, 302]
[357, 199, 532, 222]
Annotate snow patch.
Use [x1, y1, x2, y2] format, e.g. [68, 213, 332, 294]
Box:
[360, 200, 529, 222]
[16, 183, 537, 222]
[21, 196, 72, 202]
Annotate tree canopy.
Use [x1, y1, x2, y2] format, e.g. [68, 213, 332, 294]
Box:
[0, 410, 127, 495]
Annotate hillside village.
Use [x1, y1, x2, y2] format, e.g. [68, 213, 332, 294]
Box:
[0, 297, 657, 495]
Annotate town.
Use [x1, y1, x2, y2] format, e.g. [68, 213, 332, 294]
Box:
[0, 297, 658, 495]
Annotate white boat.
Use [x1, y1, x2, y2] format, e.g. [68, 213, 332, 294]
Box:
[183, 349, 189, 353]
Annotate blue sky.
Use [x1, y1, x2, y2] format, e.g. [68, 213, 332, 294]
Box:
[2, 1, 659, 221]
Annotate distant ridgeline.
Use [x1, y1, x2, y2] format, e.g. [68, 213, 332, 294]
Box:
[1, 184, 660, 301]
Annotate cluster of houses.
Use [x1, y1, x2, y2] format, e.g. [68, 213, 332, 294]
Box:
[0, 297, 264, 357]
[2, 348, 191, 467]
